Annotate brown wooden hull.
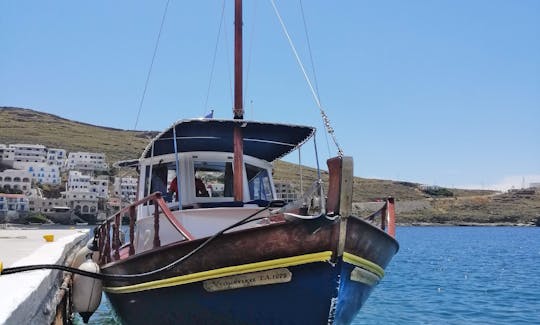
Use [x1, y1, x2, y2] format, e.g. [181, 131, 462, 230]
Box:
[100, 216, 398, 324]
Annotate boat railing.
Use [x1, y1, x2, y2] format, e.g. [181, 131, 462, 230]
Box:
[363, 197, 396, 238]
[96, 192, 194, 264]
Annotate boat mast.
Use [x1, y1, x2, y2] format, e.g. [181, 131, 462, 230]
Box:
[233, 0, 244, 201]
[234, 0, 243, 120]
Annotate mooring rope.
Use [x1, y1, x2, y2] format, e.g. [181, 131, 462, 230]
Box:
[0, 203, 278, 281]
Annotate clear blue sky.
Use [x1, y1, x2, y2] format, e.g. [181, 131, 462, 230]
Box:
[1, 1, 539, 191]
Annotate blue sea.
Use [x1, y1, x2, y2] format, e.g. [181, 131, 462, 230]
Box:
[74, 227, 540, 324]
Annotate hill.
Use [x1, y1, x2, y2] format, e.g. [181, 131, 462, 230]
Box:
[1, 107, 538, 225]
[0, 107, 154, 162]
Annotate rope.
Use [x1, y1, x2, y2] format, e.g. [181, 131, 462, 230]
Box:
[133, 0, 171, 131]
[244, 0, 260, 109]
[269, 0, 343, 157]
[203, 0, 227, 115]
[299, 0, 321, 107]
[1, 204, 275, 281]
[222, 12, 234, 110]
[299, 0, 334, 157]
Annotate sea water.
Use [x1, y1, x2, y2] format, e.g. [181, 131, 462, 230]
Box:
[359, 227, 540, 324]
[74, 227, 540, 324]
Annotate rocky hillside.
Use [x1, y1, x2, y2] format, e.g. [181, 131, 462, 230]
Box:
[0, 107, 154, 162]
[1, 107, 538, 225]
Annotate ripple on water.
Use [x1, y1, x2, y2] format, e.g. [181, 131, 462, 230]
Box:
[356, 227, 540, 325]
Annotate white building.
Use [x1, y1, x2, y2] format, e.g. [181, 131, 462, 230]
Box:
[113, 176, 137, 202]
[10, 144, 47, 167]
[274, 182, 299, 203]
[63, 191, 99, 214]
[67, 171, 109, 199]
[0, 193, 29, 215]
[29, 197, 70, 213]
[66, 152, 108, 172]
[0, 144, 15, 167]
[67, 170, 91, 192]
[90, 176, 109, 199]
[0, 169, 32, 193]
[29, 192, 98, 216]
[46, 148, 66, 169]
[17, 162, 61, 185]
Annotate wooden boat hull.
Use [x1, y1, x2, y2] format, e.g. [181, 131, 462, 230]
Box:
[100, 215, 398, 324]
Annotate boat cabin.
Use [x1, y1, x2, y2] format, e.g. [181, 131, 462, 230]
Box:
[141, 151, 275, 208]
[132, 119, 315, 250]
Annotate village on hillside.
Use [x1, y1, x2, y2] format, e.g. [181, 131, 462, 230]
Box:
[0, 143, 138, 224]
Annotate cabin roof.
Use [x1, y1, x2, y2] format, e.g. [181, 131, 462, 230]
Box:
[141, 119, 315, 162]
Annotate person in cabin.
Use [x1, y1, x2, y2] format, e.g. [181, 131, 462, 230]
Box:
[195, 177, 209, 197]
[151, 165, 168, 195]
[168, 176, 209, 199]
[169, 176, 179, 201]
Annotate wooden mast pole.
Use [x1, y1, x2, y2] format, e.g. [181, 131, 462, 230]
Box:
[234, 0, 243, 120]
[233, 0, 244, 201]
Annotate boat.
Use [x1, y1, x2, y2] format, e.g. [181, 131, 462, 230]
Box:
[90, 2, 399, 324]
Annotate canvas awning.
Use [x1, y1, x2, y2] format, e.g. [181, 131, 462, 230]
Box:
[141, 119, 315, 162]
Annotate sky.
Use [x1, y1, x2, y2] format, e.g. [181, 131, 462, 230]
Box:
[1, 0, 539, 191]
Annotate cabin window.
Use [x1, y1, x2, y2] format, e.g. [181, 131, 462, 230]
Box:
[145, 164, 168, 196]
[246, 164, 273, 201]
[193, 161, 233, 198]
[144, 163, 179, 202]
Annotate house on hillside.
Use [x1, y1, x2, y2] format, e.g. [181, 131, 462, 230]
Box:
[274, 182, 298, 203]
[66, 152, 108, 173]
[0, 169, 32, 194]
[17, 162, 61, 185]
[2, 144, 62, 185]
[0, 144, 15, 168]
[113, 176, 137, 202]
[0, 193, 29, 219]
[67, 170, 109, 199]
[46, 148, 67, 169]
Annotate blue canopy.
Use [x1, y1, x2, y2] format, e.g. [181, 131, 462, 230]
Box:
[141, 119, 316, 162]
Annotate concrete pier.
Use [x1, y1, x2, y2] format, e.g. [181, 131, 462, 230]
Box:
[0, 226, 90, 325]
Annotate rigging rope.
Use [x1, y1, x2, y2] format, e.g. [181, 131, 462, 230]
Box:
[133, 0, 171, 131]
[222, 11, 234, 111]
[299, 0, 321, 109]
[299, 0, 333, 158]
[244, 0, 260, 110]
[269, 0, 344, 157]
[203, 0, 227, 115]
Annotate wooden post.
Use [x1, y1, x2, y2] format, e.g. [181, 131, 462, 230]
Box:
[104, 220, 111, 263]
[380, 203, 387, 231]
[326, 156, 354, 216]
[233, 126, 244, 201]
[113, 213, 121, 260]
[387, 197, 396, 237]
[98, 227, 106, 264]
